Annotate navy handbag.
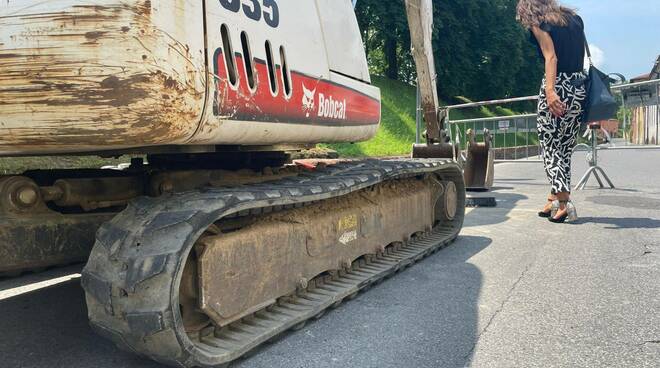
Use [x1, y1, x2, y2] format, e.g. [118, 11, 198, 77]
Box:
[582, 34, 618, 123]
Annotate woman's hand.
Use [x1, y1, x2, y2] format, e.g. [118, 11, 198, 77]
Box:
[532, 26, 564, 117]
[546, 89, 566, 117]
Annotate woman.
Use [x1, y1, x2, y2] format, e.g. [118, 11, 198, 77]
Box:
[517, 0, 587, 223]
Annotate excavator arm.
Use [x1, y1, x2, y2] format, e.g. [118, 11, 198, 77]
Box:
[404, 0, 442, 142]
[404, 0, 454, 159]
[352, 0, 442, 142]
[404, 0, 494, 189]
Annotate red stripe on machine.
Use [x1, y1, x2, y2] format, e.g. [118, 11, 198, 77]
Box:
[213, 51, 380, 126]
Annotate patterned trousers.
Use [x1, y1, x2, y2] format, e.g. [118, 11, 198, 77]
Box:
[537, 72, 587, 194]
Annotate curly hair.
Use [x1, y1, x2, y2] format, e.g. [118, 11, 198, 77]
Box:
[516, 0, 576, 29]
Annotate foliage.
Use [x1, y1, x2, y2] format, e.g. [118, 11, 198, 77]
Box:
[355, 0, 544, 101]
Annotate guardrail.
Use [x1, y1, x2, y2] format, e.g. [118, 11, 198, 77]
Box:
[417, 78, 660, 161]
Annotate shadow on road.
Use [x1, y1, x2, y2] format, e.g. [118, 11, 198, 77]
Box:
[0, 235, 493, 368]
[236, 235, 493, 368]
[464, 192, 528, 228]
[0, 280, 165, 368]
[573, 217, 660, 230]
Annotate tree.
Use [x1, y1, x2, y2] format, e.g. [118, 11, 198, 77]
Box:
[355, 0, 415, 83]
[355, 0, 544, 102]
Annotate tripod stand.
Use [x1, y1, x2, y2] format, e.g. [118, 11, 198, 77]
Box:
[575, 122, 615, 190]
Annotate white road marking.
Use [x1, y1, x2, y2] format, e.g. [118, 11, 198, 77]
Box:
[0, 273, 80, 301]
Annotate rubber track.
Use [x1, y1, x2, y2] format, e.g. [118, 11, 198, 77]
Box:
[81, 159, 465, 367]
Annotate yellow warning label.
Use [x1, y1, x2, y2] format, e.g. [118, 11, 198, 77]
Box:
[338, 214, 358, 231]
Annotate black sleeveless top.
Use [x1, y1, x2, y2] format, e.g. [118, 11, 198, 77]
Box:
[531, 14, 586, 73]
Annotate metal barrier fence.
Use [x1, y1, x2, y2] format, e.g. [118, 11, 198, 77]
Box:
[449, 113, 538, 161]
[414, 78, 660, 162]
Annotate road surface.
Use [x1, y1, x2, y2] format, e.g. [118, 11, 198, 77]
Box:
[1, 148, 658, 368]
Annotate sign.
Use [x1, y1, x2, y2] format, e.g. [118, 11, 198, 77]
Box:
[498, 120, 510, 131]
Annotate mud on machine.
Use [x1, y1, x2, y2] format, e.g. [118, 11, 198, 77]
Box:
[0, 0, 482, 366]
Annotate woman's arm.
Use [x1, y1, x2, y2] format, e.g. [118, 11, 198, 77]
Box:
[531, 26, 566, 117]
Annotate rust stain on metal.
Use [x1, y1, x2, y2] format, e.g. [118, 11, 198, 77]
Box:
[84, 31, 109, 42]
[136, 0, 152, 17]
[0, 0, 205, 151]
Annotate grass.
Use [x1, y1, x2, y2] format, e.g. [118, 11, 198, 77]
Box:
[0, 156, 135, 175]
[325, 76, 525, 157]
[324, 76, 418, 157]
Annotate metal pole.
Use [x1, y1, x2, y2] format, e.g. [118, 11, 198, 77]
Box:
[451, 113, 537, 125]
[526, 116, 530, 159]
[656, 82, 659, 145]
[494, 121, 497, 150]
[622, 95, 627, 143]
[592, 128, 598, 166]
[641, 86, 647, 144]
[447, 109, 454, 148]
[503, 127, 507, 160]
[514, 119, 518, 160]
[446, 95, 539, 110]
[481, 120, 485, 152]
[639, 86, 644, 144]
[612, 78, 660, 91]
[415, 85, 421, 144]
[440, 79, 658, 114]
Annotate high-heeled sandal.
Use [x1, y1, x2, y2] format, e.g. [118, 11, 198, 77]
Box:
[538, 198, 555, 218]
[548, 200, 578, 223]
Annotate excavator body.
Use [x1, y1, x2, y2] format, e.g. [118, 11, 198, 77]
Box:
[0, 1, 467, 366]
[0, 0, 379, 155]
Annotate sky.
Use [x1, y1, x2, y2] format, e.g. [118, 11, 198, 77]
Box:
[563, 0, 660, 79]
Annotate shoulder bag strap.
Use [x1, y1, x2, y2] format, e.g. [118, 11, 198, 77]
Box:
[582, 29, 593, 67]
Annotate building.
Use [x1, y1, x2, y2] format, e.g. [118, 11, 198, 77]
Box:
[624, 55, 660, 145]
[630, 55, 660, 83]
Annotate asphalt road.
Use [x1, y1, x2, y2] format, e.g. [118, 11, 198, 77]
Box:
[1, 149, 659, 368]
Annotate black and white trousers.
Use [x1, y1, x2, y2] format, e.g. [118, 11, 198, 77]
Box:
[537, 72, 587, 194]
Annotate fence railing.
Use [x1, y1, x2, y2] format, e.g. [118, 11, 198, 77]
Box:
[416, 78, 660, 161]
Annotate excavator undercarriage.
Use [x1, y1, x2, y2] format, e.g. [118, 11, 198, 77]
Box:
[82, 159, 464, 367]
[1, 154, 464, 367]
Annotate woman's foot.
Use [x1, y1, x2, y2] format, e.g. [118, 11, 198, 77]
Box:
[549, 200, 577, 223]
[549, 205, 569, 223]
[538, 197, 556, 218]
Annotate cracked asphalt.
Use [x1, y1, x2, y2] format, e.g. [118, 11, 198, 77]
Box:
[0, 148, 659, 368]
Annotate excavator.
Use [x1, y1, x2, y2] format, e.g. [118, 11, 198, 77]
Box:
[0, 0, 489, 366]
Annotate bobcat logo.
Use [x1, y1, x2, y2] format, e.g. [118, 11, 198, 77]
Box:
[302, 83, 316, 118]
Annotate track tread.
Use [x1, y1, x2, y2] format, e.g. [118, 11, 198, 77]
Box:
[81, 159, 465, 367]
